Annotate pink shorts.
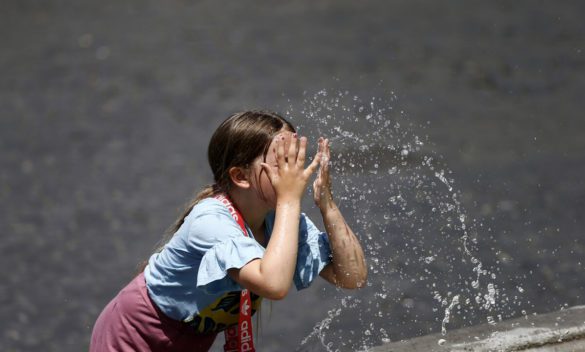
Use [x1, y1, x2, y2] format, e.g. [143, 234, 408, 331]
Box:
[90, 272, 217, 352]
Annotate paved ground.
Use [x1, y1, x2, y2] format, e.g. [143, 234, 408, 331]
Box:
[1, 1, 584, 351]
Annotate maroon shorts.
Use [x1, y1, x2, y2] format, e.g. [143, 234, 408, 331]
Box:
[90, 272, 217, 352]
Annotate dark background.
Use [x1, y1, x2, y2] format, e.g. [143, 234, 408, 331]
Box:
[1, 1, 584, 351]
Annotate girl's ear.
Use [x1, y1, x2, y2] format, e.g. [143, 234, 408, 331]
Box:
[228, 166, 251, 189]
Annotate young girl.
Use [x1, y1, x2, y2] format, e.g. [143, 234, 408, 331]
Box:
[90, 111, 367, 351]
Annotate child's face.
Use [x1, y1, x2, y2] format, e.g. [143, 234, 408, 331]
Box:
[249, 130, 295, 209]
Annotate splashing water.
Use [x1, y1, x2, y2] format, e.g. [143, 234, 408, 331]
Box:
[284, 90, 523, 351]
[442, 295, 460, 335]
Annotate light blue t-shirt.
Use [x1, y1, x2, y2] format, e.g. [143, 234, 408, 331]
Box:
[144, 197, 332, 329]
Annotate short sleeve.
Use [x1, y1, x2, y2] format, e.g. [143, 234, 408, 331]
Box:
[196, 236, 264, 294]
[293, 214, 332, 290]
[177, 198, 265, 295]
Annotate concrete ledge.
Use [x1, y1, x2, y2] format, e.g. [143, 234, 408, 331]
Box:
[371, 306, 585, 352]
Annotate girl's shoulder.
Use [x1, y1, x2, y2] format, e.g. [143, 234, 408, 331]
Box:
[190, 197, 224, 212]
[186, 197, 233, 221]
[183, 198, 242, 242]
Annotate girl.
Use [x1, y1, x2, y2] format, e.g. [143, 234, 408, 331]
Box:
[90, 111, 367, 351]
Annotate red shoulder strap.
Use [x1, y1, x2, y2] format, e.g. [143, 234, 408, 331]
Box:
[214, 194, 256, 352]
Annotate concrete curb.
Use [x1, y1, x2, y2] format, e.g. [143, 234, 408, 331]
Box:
[371, 306, 585, 352]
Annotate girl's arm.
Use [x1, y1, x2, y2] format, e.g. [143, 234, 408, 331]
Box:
[229, 200, 301, 300]
[229, 135, 321, 300]
[315, 138, 368, 289]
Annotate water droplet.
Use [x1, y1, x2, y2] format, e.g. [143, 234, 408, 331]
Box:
[487, 316, 496, 325]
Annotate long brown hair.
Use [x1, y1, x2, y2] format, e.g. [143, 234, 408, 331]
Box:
[141, 110, 295, 267]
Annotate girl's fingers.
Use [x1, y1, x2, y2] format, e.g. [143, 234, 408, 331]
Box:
[287, 133, 298, 166]
[317, 139, 331, 189]
[276, 136, 286, 168]
[320, 138, 326, 171]
[305, 140, 322, 175]
[323, 139, 330, 171]
[296, 136, 307, 167]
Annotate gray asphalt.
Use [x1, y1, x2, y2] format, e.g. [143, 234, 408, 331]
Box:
[1, 1, 584, 351]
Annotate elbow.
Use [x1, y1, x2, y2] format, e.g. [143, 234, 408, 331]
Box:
[343, 270, 368, 290]
[346, 278, 367, 290]
[270, 289, 289, 301]
[263, 284, 290, 301]
[355, 272, 368, 289]
[354, 261, 369, 289]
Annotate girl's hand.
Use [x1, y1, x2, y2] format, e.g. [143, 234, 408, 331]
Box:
[261, 134, 321, 203]
[313, 138, 334, 211]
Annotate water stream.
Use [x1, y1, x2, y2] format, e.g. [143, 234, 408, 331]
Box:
[282, 90, 524, 351]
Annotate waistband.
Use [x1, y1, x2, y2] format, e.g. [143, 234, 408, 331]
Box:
[135, 272, 202, 334]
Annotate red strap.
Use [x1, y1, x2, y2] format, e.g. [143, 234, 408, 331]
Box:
[215, 194, 256, 352]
